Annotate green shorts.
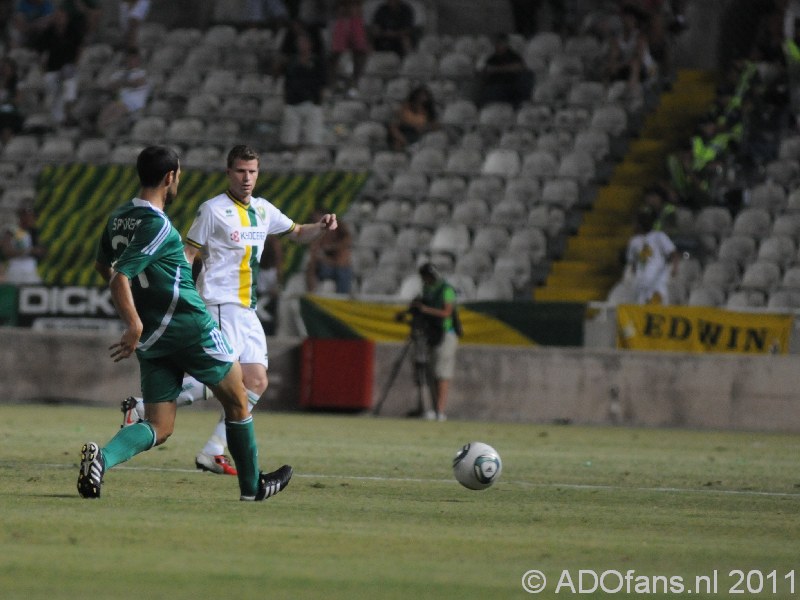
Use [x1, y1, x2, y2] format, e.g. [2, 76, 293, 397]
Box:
[137, 326, 235, 403]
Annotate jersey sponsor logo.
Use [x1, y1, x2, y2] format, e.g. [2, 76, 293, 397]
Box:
[229, 227, 267, 245]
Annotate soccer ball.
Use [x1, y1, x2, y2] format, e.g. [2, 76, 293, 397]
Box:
[452, 442, 502, 490]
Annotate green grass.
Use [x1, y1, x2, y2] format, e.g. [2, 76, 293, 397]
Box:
[1, 405, 799, 599]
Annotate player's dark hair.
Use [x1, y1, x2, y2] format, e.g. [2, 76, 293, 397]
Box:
[227, 144, 260, 168]
[137, 146, 179, 187]
[419, 262, 440, 280]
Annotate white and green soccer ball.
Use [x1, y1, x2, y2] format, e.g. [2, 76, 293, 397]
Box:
[452, 442, 502, 490]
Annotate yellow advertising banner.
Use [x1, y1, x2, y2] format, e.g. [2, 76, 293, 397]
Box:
[616, 304, 793, 354]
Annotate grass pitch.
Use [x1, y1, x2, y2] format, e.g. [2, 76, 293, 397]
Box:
[1, 404, 799, 599]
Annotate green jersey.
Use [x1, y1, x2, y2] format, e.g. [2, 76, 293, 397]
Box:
[96, 198, 217, 358]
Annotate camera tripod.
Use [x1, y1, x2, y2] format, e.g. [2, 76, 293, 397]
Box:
[372, 319, 436, 417]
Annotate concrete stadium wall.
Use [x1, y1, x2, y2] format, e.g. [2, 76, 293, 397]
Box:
[2, 327, 800, 433]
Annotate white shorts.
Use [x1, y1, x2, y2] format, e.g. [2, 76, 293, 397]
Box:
[206, 303, 268, 368]
[431, 331, 458, 380]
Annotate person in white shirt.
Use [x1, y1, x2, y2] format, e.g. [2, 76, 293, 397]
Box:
[122, 145, 337, 475]
[626, 208, 679, 305]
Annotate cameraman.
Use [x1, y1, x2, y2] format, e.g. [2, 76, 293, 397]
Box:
[411, 263, 460, 421]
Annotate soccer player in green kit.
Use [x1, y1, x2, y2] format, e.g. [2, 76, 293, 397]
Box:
[77, 145, 292, 501]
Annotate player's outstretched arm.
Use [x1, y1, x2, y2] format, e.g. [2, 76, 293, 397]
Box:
[288, 213, 338, 244]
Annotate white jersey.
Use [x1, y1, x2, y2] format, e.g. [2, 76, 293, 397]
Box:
[186, 192, 295, 308]
[626, 230, 676, 304]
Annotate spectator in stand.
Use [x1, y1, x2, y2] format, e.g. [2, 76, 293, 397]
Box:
[242, 0, 290, 27]
[0, 55, 24, 143]
[1, 204, 45, 285]
[95, 46, 150, 137]
[11, 0, 53, 48]
[642, 184, 678, 236]
[476, 32, 534, 109]
[280, 29, 327, 148]
[625, 208, 679, 305]
[606, 3, 658, 96]
[387, 84, 438, 151]
[369, 0, 416, 57]
[329, 0, 368, 93]
[35, 7, 86, 125]
[118, 0, 150, 49]
[305, 205, 353, 294]
[59, 0, 101, 42]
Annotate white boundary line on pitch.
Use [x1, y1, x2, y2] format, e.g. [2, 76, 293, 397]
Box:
[31, 462, 800, 499]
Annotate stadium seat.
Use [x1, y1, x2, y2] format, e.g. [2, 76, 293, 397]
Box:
[748, 180, 787, 215]
[497, 128, 537, 153]
[475, 274, 514, 300]
[440, 99, 479, 131]
[437, 51, 474, 80]
[477, 102, 516, 132]
[771, 213, 800, 241]
[410, 201, 448, 228]
[37, 137, 74, 163]
[541, 178, 580, 210]
[716, 235, 756, 270]
[334, 146, 372, 170]
[740, 261, 781, 293]
[183, 146, 222, 171]
[427, 176, 467, 203]
[454, 248, 493, 279]
[766, 289, 800, 309]
[388, 172, 428, 200]
[185, 93, 221, 118]
[520, 150, 559, 179]
[372, 151, 409, 177]
[471, 225, 511, 258]
[408, 147, 446, 175]
[359, 269, 400, 297]
[524, 31, 563, 62]
[781, 265, 800, 289]
[567, 82, 607, 110]
[590, 103, 629, 137]
[184, 45, 223, 73]
[350, 120, 389, 150]
[489, 198, 526, 227]
[429, 222, 470, 255]
[294, 147, 333, 172]
[377, 246, 416, 272]
[76, 138, 112, 163]
[756, 235, 796, 269]
[687, 284, 726, 307]
[451, 197, 490, 227]
[508, 227, 548, 263]
[357, 222, 396, 249]
[516, 104, 553, 132]
[443, 147, 483, 176]
[482, 148, 521, 178]
[399, 51, 437, 79]
[732, 207, 772, 241]
[165, 117, 205, 145]
[504, 177, 541, 206]
[700, 260, 739, 292]
[129, 117, 166, 144]
[726, 290, 766, 309]
[374, 198, 413, 224]
[765, 158, 800, 189]
[364, 51, 402, 78]
[557, 150, 595, 185]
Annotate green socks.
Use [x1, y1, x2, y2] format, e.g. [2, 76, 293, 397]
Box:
[225, 417, 260, 497]
[101, 421, 156, 469]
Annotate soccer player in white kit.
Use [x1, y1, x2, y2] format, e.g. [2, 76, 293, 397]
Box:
[122, 145, 337, 474]
[626, 208, 679, 305]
